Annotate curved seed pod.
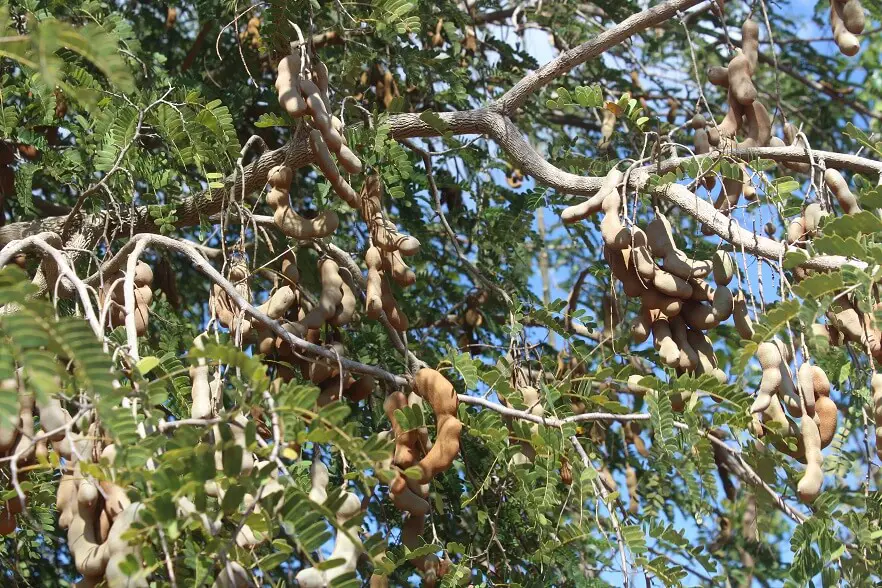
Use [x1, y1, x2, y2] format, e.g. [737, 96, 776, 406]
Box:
[732, 291, 755, 339]
[609, 247, 647, 298]
[815, 395, 837, 448]
[689, 278, 714, 302]
[694, 127, 710, 155]
[599, 181, 629, 250]
[560, 167, 622, 224]
[803, 202, 827, 234]
[728, 50, 756, 105]
[190, 335, 212, 419]
[646, 214, 712, 279]
[299, 79, 343, 151]
[632, 246, 656, 281]
[37, 396, 71, 441]
[365, 246, 384, 319]
[786, 216, 807, 244]
[383, 250, 416, 287]
[652, 266, 692, 298]
[687, 329, 726, 382]
[797, 415, 823, 502]
[380, 278, 409, 331]
[707, 66, 729, 87]
[813, 366, 831, 398]
[751, 341, 784, 413]
[641, 288, 683, 318]
[713, 251, 735, 286]
[824, 168, 861, 214]
[370, 213, 421, 256]
[212, 561, 252, 588]
[797, 363, 816, 417]
[329, 279, 356, 327]
[831, 2, 860, 56]
[630, 307, 653, 344]
[718, 91, 745, 138]
[652, 319, 681, 367]
[670, 315, 698, 370]
[300, 259, 344, 329]
[690, 114, 706, 130]
[842, 0, 865, 35]
[337, 144, 363, 175]
[310, 129, 340, 182]
[275, 55, 307, 118]
[740, 101, 771, 148]
[742, 19, 760, 71]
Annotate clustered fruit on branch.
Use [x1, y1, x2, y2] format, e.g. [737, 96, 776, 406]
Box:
[378, 369, 461, 586]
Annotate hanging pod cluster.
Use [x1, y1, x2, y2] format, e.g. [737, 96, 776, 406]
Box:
[98, 261, 153, 336]
[829, 0, 865, 57]
[381, 369, 460, 587]
[749, 343, 835, 503]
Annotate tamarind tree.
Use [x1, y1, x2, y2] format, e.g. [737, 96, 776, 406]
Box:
[1, 0, 882, 585]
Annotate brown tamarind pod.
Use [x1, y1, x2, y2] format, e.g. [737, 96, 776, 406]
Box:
[652, 318, 681, 367]
[275, 55, 307, 118]
[718, 91, 745, 138]
[380, 278, 409, 331]
[383, 250, 416, 287]
[560, 167, 622, 224]
[732, 291, 755, 340]
[599, 171, 629, 250]
[694, 128, 710, 155]
[740, 101, 771, 148]
[797, 414, 823, 502]
[842, 0, 865, 35]
[742, 20, 760, 71]
[728, 50, 756, 105]
[365, 247, 384, 319]
[707, 66, 729, 87]
[329, 279, 356, 327]
[310, 129, 341, 182]
[645, 213, 712, 280]
[337, 144, 363, 175]
[831, 2, 860, 56]
[786, 216, 807, 244]
[815, 395, 837, 448]
[824, 168, 861, 214]
[642, 288, 683, 318]
[797, 363, 817, 417]
[670, 315, 698, 370]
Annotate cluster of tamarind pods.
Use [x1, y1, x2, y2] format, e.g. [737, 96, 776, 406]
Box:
[829, 0, 865, 57]
[98, 260, 154, 336]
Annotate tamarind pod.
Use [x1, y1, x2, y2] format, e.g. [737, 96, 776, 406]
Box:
[332, 175, 361, 209]
[742, 19, 760, 71]
[742, 165, 757, 201]
[797, 363, 817, 417]
[309, 129, 340, 182]
[815, 396, 837, 448]
[687, 328, 726, 382]
[273, 204, 339, 239]
[262, 286, 297, 320]
[265, 186, 287, 209]
[694, 128, 710, 155]
[718, 91, 745, 137]
[370, 213, 422, 256]
[630, 307, 652, 344]
[751, 342, 784, 413]
[268, 165, 293, 190]
[841, 0, 865, 35]
[632, 246, 656, 281]
[803, 203, 827, 234]
[190, 336, 212, 420]
[652, 319, 681, 367]
[275, 55, 307, 118]
[300, 79, 343, 152]
[797, 415, 823, 502]
[68, 491, 112, 578]
[608, 248, 647, 297]
[681, 300, 719, 330]
[786, 216, 806, 244]
[313, 59, 331, 101]
[732, 291, 755, 340]
[57, 473, 77, 529]
[599, 109, 616, 148]
[390, 474, 430, 516]
[831, 307, 867, 342]
[712, 286, 734, 321]
[626, 374, 651, 396]
[689, 278, 714, 302]
[384, 392, 421, 468]
[324, 491, 363, 583]
[670, 316, 698, 370]
[133, 261, 153, 287]
[383, 250, 416, 287]
[365, 247, 384, 319]
[707, 127, 721, 147]
[712, 251, 735, 286]
[831, 2, 861, 56]
[715, 177, 742, 214]
[99, 480, 131, 520]
[642, 288, 683, 318]
[561, 167, 622, 224]
[651, 266, 693, 298]
[337, 144, 363, 175]
[600, 189, 630, 250]
[329, 279, 356, 327]
[690, 114, 707, 130]
[231, 415, 255, 475]
[308, 460, 330, 505]
[777, 364, 803, 417]
[777, 127, 812, 173]
[380, 278, 409, 331]
[37, 397, 70, 441]
[98, 508, 111, 543]
[299, 259, 344, 330]
[823, 169, 861, 214]
[707, 66, 729, 87]
[740, 101, 771, 148]
[370, 575, 390, 588]
[728, 51, 756, 105]
[646, 214, 712, 279]
[413, 368, 458, 417]
[11, 389, 34, 465]
[812, 366, 831, 397]
[345, 375, 375, 402]
[212, 562, 252, 588]
[417, 417, 462, 483]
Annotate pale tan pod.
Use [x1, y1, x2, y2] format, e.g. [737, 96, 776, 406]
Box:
[337, 144, 363, 175]
[707, 66, 729, 87]
[751, 341, 784, 413]
[310, 129, 340, 183]
[728, 50, 756, 105]
[842, 0, 865, 35]
[732, 291, 755, 340]
[274, 205, 339, 240]
[831, 2, 860, 56]
[670, 315, 698, 370]
[742, 19, 760, 71]
[824, 168, 860, 214]
[560, 167, 622, 224]
[329, 279, 356, 327]
[275, 55, 307, 118]
[797, 415, 823, 502]
[712, 251, 735, 286]
[688, 278, 714, 302]
[815, 396, 837, 448]
[365, 247, 384, 318]
[797, 363, 816, 417]
[652, 319, 681, 367]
